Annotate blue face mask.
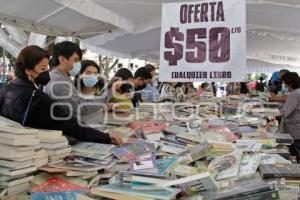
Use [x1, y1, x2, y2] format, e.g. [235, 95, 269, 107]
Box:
[82, 75, 98, 88]
[69, 62, 81, 77]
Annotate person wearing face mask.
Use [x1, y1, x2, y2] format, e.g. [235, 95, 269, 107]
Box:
[131, 67, 153, 107]
[269, 69, 289, 103]
[74, 60, 102, 97]
[0, 46, 122, 145]
[142, 64, 160, 103]
[44, 41, 110, 119]
[280, 72, 300, 162]
[74, 60, 109, 123]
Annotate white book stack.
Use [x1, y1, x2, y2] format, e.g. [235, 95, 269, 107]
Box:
[34, 129, 71, 164]
[0, 118, 40, 197]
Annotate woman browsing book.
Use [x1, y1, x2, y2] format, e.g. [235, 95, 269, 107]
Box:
[280, 72, 300, 162]
[0, 46, 122, 145]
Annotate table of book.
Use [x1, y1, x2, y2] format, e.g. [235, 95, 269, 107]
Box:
[0, 95, 298, 200]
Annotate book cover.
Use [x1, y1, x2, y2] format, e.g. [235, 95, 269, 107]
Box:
[48, 160, 104, 172]
[113, 141, 156, 161]
[259, 164, 300, 179]
[72, 142, 115, 155]
[214, 180, 273, 200]
[93, 184, 180, 200]
[130, 157, 157, 174]
[31, 177, 89, 193]
[208, 151, 243, 180]
[155, 157, 177, 174]
[31, 191, 79, 200]
[234, 140, 262, 152]
[238, 154, 262, 178]
[129, 121, 167, 134]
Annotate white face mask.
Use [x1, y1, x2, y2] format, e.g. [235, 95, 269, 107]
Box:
[282, 84, 288, 93]
[69, 62, 81, 77]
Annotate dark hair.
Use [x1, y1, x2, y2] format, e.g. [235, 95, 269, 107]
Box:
[51, 41, 82, 66]
[114, 68, 133, 80]
[201, 82, 209, 89]
[281, 72, 300, 90]
[134, 67, 152, 80]
[279, 69, 289, 74]
[144, 64, 155, 73]
[14, 45, 49, 79]
[74, 60, 100, 89]
[79, 60, 100, 74]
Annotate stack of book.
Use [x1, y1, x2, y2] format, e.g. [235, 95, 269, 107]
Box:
[33, 149, 48, 168]
[0, 124, 40, 197]
[34, 129, 71, 164]
[59, 142, 116, 179]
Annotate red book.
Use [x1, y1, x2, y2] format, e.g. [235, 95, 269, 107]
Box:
[31, 177, 89, 193]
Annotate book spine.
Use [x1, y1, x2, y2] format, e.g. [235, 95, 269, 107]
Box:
[263, 173, 300, 179]
[231, 190, 279, 200]
[160, 138, 187, 147]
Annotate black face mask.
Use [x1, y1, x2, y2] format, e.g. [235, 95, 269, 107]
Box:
[34, 71, 50, 86]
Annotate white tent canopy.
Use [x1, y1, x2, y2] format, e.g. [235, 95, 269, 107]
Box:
[0, 0, 300, 73]
[79, 0, 300, 72]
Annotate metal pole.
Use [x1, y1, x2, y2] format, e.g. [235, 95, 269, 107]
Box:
[2, 48, 6, 83]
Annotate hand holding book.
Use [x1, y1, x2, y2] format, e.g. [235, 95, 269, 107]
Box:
[109, 132, 123, 145]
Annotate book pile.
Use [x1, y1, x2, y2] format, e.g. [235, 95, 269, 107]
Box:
[0, 124, 40, 197]
[39, 142, 117, 180]
[89, 139, 218, 200]
[34, 129, 71, 164]
[208, 179, 279, 200]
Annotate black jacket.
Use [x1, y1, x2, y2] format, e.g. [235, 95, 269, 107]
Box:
[0, 78, 111, 143]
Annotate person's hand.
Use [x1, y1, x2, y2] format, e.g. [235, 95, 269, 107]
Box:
[107, 103, 114, 111]
[270, 92, 276, 97]
[123, 92, 133, 99]
[109, 132, 123, 145]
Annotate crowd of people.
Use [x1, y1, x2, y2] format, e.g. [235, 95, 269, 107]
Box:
[0, 41, 300, 161]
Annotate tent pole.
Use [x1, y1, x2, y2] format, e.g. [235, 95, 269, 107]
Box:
[2, 48, 6, 83]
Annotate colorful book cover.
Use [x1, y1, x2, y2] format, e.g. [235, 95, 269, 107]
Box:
[31, 191, 79, 200]
[113, 141, 156, 161]
[208, 151, 243, 180]
[31, 177, 89, 193]
[130, 157, 157, 173]
[129, 121, 167, 134]
[155, 157, 177, 174]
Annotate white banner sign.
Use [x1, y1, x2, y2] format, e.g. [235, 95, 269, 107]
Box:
[159, 0, 246, 82]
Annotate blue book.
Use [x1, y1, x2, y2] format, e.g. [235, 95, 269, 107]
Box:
[31, 191, 80, 200]
[155, 157, 177, 174]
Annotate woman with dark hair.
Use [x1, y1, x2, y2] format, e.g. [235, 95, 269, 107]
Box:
[280, 72, 300, 162]
[0, 46, 122, 145]
[74, 60, 101, 95]
[109, 68, 134, 110]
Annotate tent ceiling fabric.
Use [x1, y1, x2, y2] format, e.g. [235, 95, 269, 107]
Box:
[79, 0, 300, 71]
[0, 0, 299, 71]
[0, 0, 118, 38]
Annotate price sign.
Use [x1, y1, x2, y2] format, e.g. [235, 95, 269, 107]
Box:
[159, 0, 246, 82]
